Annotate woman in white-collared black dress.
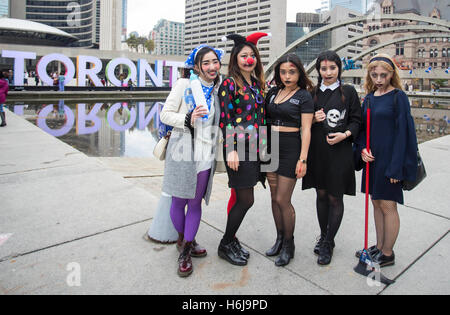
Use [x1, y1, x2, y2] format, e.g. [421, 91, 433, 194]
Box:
[302, 51, 362, 266]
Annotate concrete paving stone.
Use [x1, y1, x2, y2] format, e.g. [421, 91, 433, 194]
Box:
[0, 162, 157, 261]
[96, 157, 166, 178]
[1, 110, 449, 295]
[380, 232, 450, 295]
[200, 181, 450, 295]
[400, 136, 450, 219]
[0, 222, 329, 295]
[0, 111, 86, 175]
[0, 112, 158, 261]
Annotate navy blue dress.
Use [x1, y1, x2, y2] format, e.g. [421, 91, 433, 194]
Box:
[355, 89, 417, 204]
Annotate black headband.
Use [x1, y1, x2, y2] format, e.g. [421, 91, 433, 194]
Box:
[370, 57, 395, 69]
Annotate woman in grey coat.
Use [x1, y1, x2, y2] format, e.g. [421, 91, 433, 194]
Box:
[160, 45, 223, 277]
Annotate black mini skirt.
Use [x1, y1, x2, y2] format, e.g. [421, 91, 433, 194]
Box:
[223, 146, 262, 189]
[269, 131, 301, 179]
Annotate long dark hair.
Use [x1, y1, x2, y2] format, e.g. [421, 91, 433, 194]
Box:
[183, 46, 222, 87]
[228, 42, 265, 95]
[274, 53, 313, 91]
[314, 50, 345, 103]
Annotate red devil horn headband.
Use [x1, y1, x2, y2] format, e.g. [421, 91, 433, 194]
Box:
[246, 32, 271, 45]
[222, 32, 271, 47]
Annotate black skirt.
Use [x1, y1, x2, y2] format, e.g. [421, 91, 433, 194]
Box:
[223, 145, 263, 189]
[268, 131, 301, 179]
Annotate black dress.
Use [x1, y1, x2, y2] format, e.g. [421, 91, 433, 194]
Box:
[219, 76, 266, 189]
[302, 85, 362, 196]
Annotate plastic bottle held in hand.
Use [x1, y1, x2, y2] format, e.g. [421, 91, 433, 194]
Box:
[190, 70, 209, 120]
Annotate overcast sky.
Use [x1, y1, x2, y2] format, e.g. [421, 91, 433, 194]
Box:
[127, 0, 322, 37]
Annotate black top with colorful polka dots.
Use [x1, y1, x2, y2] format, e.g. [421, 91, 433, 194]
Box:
[218, 76, 266, 153]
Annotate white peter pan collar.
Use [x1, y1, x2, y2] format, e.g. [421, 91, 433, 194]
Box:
[320, 80, 340, 92]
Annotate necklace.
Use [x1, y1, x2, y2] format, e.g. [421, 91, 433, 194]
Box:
[246, 81, 264, 105]
[276, 87, 299, 104]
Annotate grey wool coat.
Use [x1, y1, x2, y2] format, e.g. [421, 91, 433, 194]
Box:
[160, 78, 221, 205]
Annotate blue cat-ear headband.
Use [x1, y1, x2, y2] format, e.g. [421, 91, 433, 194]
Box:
[184, 44, 224, 69]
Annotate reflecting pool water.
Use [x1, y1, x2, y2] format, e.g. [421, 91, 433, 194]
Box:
[11, 100, 164, 157]
[7, 96, 450, 158]
[410, 97, 449, 143]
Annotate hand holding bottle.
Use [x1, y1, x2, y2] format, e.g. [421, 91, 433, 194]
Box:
[191, 105, 209, 126]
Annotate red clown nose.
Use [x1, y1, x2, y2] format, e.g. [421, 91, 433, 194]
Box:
[247, 57, 255, 65]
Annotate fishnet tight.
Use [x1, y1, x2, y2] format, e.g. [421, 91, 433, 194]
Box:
[372, 199, 400, 256]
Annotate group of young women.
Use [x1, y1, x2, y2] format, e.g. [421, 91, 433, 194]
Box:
[155, 31, 418, 278]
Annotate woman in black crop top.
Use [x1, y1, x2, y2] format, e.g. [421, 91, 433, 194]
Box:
[264, 54, 314, 267]
[302, 50, 362, 266]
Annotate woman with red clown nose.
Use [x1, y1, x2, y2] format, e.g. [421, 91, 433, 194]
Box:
[218, 32, 269, 266]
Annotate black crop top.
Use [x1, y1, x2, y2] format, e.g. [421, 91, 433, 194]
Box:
[266, 88, 315, 128]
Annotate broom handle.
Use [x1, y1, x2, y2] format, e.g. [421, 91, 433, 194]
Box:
[365, 101, 371, 251]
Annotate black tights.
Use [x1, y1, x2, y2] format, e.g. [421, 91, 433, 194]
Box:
[316, 189, 344, 243]
[267, 173, 297, 240]
[222, 188, 254, 244]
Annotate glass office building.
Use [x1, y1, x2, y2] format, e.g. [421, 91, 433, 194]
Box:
[12, 0, 95, 47]
[151, 19, 185, 56]
[330, 0, 364, 14]
[286, 15, 331, 67]
[0, 0, 8, 17]
[185, 0, 287, 66]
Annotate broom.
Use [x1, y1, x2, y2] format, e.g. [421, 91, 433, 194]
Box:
[353, 97, 395, 286]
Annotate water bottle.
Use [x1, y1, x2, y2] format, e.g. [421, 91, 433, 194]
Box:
[190, 70, 209, 120]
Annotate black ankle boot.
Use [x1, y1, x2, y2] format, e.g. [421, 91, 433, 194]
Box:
[317, 241, 334, 266]
[314, 234, 326, 255]
[275, 237, 295, 267]
[266, 232, 284, 257]
[234, 237, 249, 259]
[218, 239, 247, 266]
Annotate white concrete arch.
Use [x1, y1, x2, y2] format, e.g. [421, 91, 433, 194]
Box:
[264, 13, 450, 77]
[304, 25, 450, 74]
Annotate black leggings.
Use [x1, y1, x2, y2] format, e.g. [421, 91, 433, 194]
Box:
[316, 189, 344, 243]
[222, 188, 254, 244]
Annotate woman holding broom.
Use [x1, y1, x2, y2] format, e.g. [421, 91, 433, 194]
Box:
[355, 54, 417, 268]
